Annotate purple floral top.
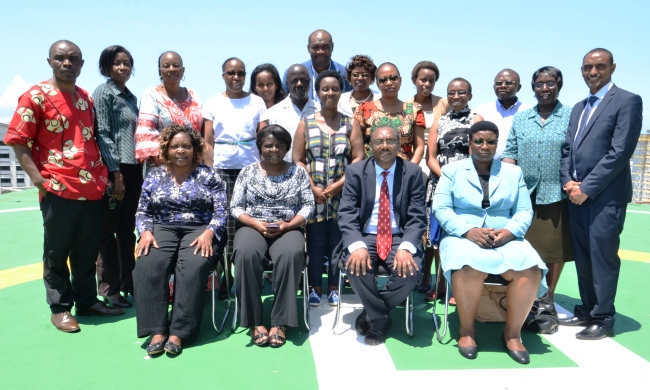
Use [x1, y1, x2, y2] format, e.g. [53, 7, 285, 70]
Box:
[136, 163, 227, 240]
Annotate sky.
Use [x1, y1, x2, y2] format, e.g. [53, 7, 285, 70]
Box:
[0, 0, 647, 131]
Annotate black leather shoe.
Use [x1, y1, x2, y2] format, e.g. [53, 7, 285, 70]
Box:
[75, 301, 124, 316]
[558, 316, 592, 327]
[576, 324, 614, 340]
[501, 334, 530, 365]
[364, 329, 386, 346]
[164, 340, 183, 355]
[458, 345, 478, 359]
[355, 310, 370, 336]
[104, 294, 132, 308]
[146, 337, 167, 356]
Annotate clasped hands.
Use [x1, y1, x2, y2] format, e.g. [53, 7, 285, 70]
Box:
[136, 230, 214, 258]
[563, 180, 588, 205]
[345, 248, 418, 278]
[464, 227, 514, 248]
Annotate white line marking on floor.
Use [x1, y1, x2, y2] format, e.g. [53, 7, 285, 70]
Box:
[0, 207, 39, 213]
[628, 210, 650, 215]
[308, 294, 650, 390]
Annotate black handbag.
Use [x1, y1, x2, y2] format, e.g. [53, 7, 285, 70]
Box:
[523, 300, 559, 334]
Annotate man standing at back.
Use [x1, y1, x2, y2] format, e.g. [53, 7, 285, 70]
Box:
[475, 69, 530, 160]
[263, 64, 317, 161]
[4, 40, 124, 333]
[559, 48, 643, 340]
[282, 29, 352, 103]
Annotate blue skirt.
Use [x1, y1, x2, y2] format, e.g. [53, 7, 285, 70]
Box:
[440, 235, 548, 297]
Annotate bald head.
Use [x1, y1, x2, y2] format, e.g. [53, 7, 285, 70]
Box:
[49, 40, 81, 59]
[308, 29, 333, 45]
[286, 64, 310, 103]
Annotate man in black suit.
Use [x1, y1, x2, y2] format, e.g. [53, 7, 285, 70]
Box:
[336, 126, 426, 345]
[559, 48, 643, 340]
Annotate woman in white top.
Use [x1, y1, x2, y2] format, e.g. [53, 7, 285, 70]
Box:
[338, 55, 381, 117]
[203, 57, 267, 297]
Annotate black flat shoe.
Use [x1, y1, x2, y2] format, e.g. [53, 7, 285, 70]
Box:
[576, 324, 614, 340]
[501, 333, 530, 365]
[104, 294, 132, 308]
[558, 316, 592, 327]
[355, 310, 370, 336]
[146, 336, 167, 356]
[164, 340, 182, 355]
[364, 329, 386, 346]
[458, 345, 478, 359]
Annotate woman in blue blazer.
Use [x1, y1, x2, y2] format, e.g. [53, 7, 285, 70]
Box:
[432, 121, 547, 364]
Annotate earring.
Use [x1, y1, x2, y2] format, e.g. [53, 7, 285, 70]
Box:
[160, 76, 163, 82]
[182, 75, 186, 81]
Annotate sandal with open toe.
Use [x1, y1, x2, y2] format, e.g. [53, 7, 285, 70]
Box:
[250, 326, 268, 346]
[269, 326, 286, 348]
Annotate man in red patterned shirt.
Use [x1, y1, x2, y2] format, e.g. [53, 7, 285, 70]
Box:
[4, 40, 124, 332]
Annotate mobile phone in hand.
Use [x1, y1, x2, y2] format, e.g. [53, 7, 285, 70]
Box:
[266, 223, 280, 229]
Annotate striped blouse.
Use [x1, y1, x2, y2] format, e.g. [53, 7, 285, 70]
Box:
[93, 80, 138, 171]
[303, 113, 353, 223]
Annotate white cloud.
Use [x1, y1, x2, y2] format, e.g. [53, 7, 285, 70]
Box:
[0, 75, 30, 109]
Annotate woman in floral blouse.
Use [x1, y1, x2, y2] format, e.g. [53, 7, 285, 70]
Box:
[133, 124, 227, 356]
[230, 124, 314, 348]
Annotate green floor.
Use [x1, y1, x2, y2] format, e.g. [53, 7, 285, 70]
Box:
[1, 189, 649, 388]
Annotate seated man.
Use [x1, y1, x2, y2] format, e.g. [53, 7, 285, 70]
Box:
[335, 125, 426, 345]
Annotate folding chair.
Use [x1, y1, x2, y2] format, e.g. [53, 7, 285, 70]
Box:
[226, 253, 311, 332]
[332, 258, 414, 336]
[432, 260, 508, 342]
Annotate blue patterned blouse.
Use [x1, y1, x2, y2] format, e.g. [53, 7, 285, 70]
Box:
[230, 163, 314, 223]
[502, 102, 571, 205]
[136, 163, 228, 239]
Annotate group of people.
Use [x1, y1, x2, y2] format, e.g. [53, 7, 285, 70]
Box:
[4, 29, 642, 365]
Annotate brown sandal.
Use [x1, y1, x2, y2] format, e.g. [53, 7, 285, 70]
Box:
[250, 326, 268, 346]
[269, 326, 286, 348]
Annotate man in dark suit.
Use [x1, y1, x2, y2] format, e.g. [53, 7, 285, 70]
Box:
[559, 48, 643, 340]
[336, 125, 426, 345]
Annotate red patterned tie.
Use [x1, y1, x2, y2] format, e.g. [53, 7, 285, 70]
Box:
[376, 171, 392, 261]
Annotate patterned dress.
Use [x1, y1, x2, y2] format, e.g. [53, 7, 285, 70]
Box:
[426, 106, 477, 246]
[303, 114, 353, 223]
[354, 100, 425, 160]
[135, 86, 203, 163]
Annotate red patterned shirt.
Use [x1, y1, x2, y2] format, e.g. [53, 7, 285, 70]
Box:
[4, 81, 108, 201]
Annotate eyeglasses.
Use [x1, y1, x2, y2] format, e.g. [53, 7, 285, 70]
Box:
[473, 139, 497, 146]
[533, 81, 557, 89]
[106, 186, 116, 210]
[494, 81, 517, 87]
[377, 75, 399, 84]
[371, 139, 399, 146]
[447, 91, 468, 96]
[224, 70, 246, 78]
[351, 72, 370, 79]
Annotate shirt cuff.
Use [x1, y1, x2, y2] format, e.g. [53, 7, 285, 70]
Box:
[398, 241, 417, 254]
[347, 240, 367, 254]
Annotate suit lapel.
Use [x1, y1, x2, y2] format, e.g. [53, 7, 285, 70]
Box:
[489, 159, 502, 197]
[576, 85, 617, 149]
[393, 158, 404, 227]
[363, 159, 376, 223]
[464, 158, 481, 190]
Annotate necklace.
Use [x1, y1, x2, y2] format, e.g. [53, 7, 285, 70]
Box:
[351, 91, 373, 105]
[165, 86, 185, 102]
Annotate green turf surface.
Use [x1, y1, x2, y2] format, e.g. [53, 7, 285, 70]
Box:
[0, 279, 318, 389]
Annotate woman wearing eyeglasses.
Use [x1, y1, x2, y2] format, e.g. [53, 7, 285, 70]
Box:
[432, 121, 546, 364]
[353, 62, 425, 163]
[202, 57, 267, 298]
[135, 51, 203, 169]
[424, 77, 483, 304]
[502, 66, 573, 315]
[338, 55, 381, 117]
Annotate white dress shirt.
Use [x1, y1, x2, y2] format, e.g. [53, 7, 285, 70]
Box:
[475, 99, 531, 160]
[261, 96, 318, 162]
[347, 161, 417, 255]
